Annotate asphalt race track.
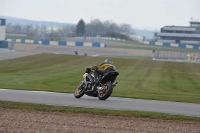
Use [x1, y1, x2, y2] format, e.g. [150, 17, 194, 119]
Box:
[0, 89, 200, 117]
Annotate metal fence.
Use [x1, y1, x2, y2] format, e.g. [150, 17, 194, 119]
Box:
[154, 50, 200, 60]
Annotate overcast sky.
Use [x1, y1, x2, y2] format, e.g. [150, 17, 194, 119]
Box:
[0, 0, 199, 30]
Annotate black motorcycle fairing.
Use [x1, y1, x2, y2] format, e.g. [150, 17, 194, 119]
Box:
[85, 68, 91, 73]
[84, 90, 98, 97]
[99, 71, 119, 84]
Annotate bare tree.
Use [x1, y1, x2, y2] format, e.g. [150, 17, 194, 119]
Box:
[54, 25, 76, 37]
[6, 23, 13, 33]
[23, 24, 34, 34]
[10, 24, 23, 34]
[33, 25, 40, 34]
[41, 25, 47, 33]
[120, 23, 132, 34]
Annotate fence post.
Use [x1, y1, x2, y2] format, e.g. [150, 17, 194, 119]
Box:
[10, 41, 15, 50]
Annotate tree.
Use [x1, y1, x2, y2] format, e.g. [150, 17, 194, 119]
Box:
[91, 19, 104, 36]
[106, 31, 131, 40]
[33, 25, 40, 34]
[76, 19, 85, 36]
[120, 23, 132, 35]
[13, 24, 22, 34]
[6, 23, 13, 33]
[23, 24, 33, 34]
[41, 25, 47, 33]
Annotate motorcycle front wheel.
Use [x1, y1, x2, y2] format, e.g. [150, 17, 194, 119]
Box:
[74, 81, 85, 98]
[98, 82, 113, 100]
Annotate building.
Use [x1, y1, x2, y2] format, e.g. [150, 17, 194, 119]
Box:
[0, 18, 6, 40]
[155, 21, 200, 46]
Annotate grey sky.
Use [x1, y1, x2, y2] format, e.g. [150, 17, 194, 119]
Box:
[0, 0, 199, 30]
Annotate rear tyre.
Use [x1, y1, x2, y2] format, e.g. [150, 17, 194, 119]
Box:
[98, 82, 113, 100]
[74, 81, 85, 98]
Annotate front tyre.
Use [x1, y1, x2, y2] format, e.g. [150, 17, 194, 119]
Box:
[98, 82, 113, 100]
[74, 81, 85, 98]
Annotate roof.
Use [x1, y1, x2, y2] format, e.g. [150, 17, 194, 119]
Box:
[164, 26, 192, 28]
[190, 21, 200, 24]
[162, 26, 200, 30]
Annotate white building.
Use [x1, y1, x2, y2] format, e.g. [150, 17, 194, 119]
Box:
[0, 18, 6, 40]
[155, 21, 200, 45]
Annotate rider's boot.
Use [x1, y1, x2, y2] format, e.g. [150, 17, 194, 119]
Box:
[91, 79, 99, 91]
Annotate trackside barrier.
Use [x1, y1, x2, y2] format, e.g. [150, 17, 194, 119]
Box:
[154, 50, 200, 61]
[144, 41, 200, 50]
[73, 37, 126, 41]
[0, 40, 8, 48]
[6, 39, 106, 48]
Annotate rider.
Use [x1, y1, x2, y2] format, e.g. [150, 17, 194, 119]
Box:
[90, 59, 116, 85]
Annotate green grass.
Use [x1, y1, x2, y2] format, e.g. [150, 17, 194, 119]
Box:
[108, 40, 144, 45]
[0, 54, 200, 103]
[6, 35, 65, 41]
[1, 101, 199, 121]
[6, 35, 35, 40]
[101, 55, 153, 60]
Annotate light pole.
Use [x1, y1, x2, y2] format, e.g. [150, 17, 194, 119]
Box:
[91, 17, 93, 37]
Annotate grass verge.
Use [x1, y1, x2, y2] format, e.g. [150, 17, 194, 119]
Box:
[0, 54, 200, 103]
[6, 35, 65, 41]
[1, 101, 200, 121]
[101, 55, 152, 60]
[108, 40, 143, 45]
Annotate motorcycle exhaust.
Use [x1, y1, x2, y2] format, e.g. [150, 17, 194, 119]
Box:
[112, 82, 118, 87]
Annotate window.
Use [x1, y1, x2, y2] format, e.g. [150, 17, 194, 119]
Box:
[191, 24, 200, 27]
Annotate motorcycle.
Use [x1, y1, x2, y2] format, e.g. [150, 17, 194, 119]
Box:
[74, 67, 119, 100]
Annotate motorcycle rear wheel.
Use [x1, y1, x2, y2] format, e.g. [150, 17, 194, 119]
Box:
[74, 81, 85, 98]
[98, 82, 113, 100]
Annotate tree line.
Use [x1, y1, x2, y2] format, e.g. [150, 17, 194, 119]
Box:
[6, 18, 134, 40]
[76, 19, 134, 40]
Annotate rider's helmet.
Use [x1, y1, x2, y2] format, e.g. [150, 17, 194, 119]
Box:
[104, 59, 113, 64]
